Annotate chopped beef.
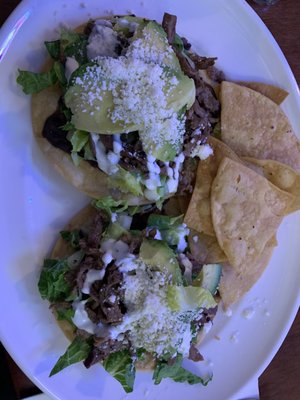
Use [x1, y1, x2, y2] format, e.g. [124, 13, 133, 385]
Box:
[86, 211, 109, 248]
[189, 53, 217, 70]
[119, 232, 143, 254]
[177, 157, 198, 195]
[194, 306, 218, 327]
[84, 20, 95, 35]
[84, 336, 130, 368]
[194, 78, 220, 114]
[188, 344, 204, 362]
[181, 36, 191, 51]
[84, 264, 125, 325]
[119, 132, 148, 173]
[206, 65, 225, 83]
[162, 13, 177, 45]
[76, 256, 104, 290]
[42, 109, 71, 153]
[174, 49, 197, 78]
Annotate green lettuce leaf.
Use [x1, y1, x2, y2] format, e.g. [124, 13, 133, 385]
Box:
[60, 229, 81, 248]
[53, 61, 67, 86]
[17, 61, 66, 94]
[55, 306, 75, 326]
[153, 354, 212, 385]
[108, 167, 143, 196]
[147, 214, 188, 249]
[38, 259, 72, 302]
[93, 197, 128, 217]
[44, 40, 61, 60]
[60, 29, 88, 64]
[50, 336, 92, 377]
[103, 350, 136, 393]
[147, 214, 183, 230]
[17, 68, 57, 94]
[69, 130, 89, 152]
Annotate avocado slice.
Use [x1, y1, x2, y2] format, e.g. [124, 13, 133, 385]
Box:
[113, 16, 147, 37]
[130, 20, 181, 72]
[64, 21, 195, 141]
[139, 238, 183, 284]
[192, 264, 222, 295]
[167, 285, 217, 312]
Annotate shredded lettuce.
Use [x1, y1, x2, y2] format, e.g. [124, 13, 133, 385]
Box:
[153, 354, 212, 385]
[38, 259, 72, 302]
[50, 336, 92, 377]
[108, 167, 143, 196]
[44, 40, 61, 60]
[17, 61, 66, 94]
[103, 350, 136, 393]
[147, 214, 183, 230]
[59, 29, 88, 64]
[147, 214, 188, 249]
[55, 306, 75, 326]
[69, 131, 89, 152]
[17, 68, 57, 94]
[93, 197, 129, 217]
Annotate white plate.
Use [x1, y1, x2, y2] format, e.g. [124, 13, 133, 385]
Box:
[0, 1, 300, 399]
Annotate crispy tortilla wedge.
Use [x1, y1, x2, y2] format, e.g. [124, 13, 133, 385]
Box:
[242, 157, 300, 214]
[211, 157, 294, 276]
[220, 81, 300, 169]
[184, 136, 241, 236]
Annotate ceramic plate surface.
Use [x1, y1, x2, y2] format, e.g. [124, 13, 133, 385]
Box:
[0, 1, 300, 399]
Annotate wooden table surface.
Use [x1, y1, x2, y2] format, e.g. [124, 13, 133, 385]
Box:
[0, 1, 300, 399]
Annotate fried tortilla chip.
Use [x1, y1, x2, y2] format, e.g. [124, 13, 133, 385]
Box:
[242, 157, 300, 214]
[211, 157, 294, 275]
[220, 81, 300, 169]
[184, 137, 241, 236]
[219, 236, 275, 309]
[236, 81, 288, 105]
[188, 229, 227, 264]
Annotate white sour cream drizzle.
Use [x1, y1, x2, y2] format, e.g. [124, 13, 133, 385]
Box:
[81, 269, 106, 295]
[166, 153, 185, 193]
[91, 134, 122, 175]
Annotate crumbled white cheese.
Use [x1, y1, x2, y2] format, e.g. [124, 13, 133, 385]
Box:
[109, 261, 198, 357]
[190, 144, 213, 160]
[87, 21, 119, 59]
[75, 43, 185, 154]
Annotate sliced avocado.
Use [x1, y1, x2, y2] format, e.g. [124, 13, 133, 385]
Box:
[167, 285, 217, 312]
[113, 16, 147, 37]
[131, 21, 181, 72]
[105, 222, 127, 240]
[166, 70, 196, 111]
[64, 63, 139, 134]
[192, 264, 222, 295]
[139, 239, 183, 284]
